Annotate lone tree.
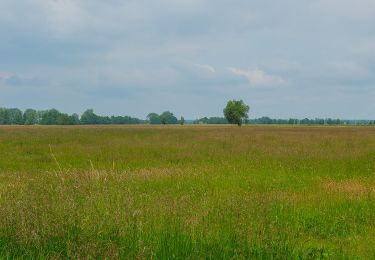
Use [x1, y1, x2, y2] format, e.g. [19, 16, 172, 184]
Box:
[223, 100, 250, 126]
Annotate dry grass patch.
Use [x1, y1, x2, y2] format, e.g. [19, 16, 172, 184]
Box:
[322, 179, 375, 199]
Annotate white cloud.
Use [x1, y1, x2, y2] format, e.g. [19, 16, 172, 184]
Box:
[228, 67, 287, 86]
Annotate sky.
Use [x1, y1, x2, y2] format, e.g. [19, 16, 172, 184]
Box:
[0, 0, 374, 119]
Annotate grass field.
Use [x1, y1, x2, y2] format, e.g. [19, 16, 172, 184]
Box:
[0, 125, 374, 259]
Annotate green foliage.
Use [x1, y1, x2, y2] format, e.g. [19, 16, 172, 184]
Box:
[160, 111, 178, 125]
[0, 108, 10, 124]
[180, 116, 185, 125]
[0, 108, 25, 125]
[223, 100, 250, 126]
[33, 109, 80, 125]
[110, 115, 141, 124]
[0, 107, 372, 126]
[8, 108, 24, 125]
[193, 117, 228, 124]
[80, 109, 98, 124]
[147, 113, 162, 124]
[193, 117, 371, 125]
[69, 113, 81, 125]
[148, 112, 178, 125]
[23, 109, 37, 125]
[38, 109, 64, 125]
[81, 109, 141, 125]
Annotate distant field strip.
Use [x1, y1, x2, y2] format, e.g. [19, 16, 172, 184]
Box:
[0, 126, 374, 258]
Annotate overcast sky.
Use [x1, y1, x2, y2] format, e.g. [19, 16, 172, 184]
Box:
[0, 0, 374, 119]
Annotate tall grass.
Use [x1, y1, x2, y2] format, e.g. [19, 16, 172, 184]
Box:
[0, 125, 374, 258]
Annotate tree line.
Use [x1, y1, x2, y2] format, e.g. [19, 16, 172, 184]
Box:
[0, 108, 144, 125]
[0, 108, 185, 125]
[147, 112, 184, 125]
[0, 107, 374, 126]
[194, 116, 375, 125]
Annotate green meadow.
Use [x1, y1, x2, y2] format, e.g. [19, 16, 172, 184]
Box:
[0, 125, 374, 259]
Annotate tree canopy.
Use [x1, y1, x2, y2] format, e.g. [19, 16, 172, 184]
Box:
[147, 113, 162, 125]
[147, 111, 178, 125]
[160, 111, 178, 125]
[223, 100, 250, 126]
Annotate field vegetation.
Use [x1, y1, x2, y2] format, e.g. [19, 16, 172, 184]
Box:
[0, 125, 374, 258]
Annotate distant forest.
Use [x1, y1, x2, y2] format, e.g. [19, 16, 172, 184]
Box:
[0, 108, 374, 126]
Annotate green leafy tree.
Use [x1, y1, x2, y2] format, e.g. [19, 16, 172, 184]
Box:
[36, 110, 47, 124]
[81, 109, 98, 124]
[7, 108, 24, 125]
[111, 115, 141, 125]
[147, 113, 162, 124]
[39, 109, 61, 125]
[0, 108, 10, 124]
[160, 111, 178, 125]
[23, 109, 37, 125]
[56, 113, 72, 125]
[223, 100, 250, 126]
[69, 113, 80, 125]
[180, 116, 185, 125]
[193, 117, 228, 124]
